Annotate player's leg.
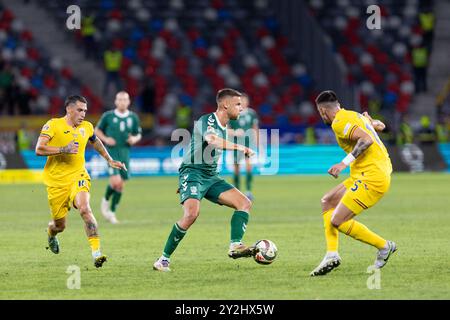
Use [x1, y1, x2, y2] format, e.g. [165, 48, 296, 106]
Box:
[310, 183, 346, 276]
[46, 186, 70, 254]
[233, 163, 240, 190]
[153, 198, 200, 272]
[47, 217, 65, 254]
[74, 190, 107, 268]
[215, 187, 256, 259]
[109, 174, 124, 223]
[245, 157, 254, 200]
[333, 187, 396, 269]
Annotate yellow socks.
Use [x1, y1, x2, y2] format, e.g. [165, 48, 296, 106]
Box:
[323, 208, 387, 250]
[323, 209, 339, 252]
[337, 219, 387, 250]
[88, 236, 101, 252]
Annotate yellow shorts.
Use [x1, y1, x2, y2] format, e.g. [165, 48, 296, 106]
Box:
[47, 179, 91, 220]
[341, 177, 389, 215]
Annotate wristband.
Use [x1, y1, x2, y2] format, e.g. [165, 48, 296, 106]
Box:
[342, 153, 356, 166]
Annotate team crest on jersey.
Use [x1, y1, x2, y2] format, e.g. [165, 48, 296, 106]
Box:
[79, 128, 85, 137]
[113, 118, 118, 123]
[190, 186, 198, 195]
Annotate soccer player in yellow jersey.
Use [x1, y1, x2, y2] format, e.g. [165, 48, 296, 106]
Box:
[35, 95, 127, 268]
[310, 90, 397, 276]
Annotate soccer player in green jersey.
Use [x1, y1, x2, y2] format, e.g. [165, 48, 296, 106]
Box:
[95, 91, 142, 224]
[153, 88, 256, 272]
[228, 94, 259, 200]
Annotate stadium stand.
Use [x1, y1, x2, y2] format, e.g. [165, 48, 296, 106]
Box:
[0, 4, 102, 116]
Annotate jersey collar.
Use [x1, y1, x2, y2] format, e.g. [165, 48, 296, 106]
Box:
[213, 112, 227, 130]
[114, 109, 130, 118]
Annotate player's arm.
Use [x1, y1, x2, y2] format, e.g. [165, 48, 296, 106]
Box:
[35, 135, 78, 156]
[227, 128, 244, 137]
[328, 128, 373, 178]
[362, 112, 385, 132]
[205, 133, 255, 157]
[90, 135, 127, 171]
[127, 133, 142, 146]
[94, 127, 116, 146]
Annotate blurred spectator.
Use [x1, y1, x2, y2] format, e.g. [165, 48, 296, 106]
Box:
[397, 118, 414, 145]
[140, 79, 156, 114]
[417, 115, 436, 144]
[175, 104, 192, 130]
[103, 47, 123, 96]
[436, 119, 448, 143]
[81, 12, 97, 59]
[412, 42, 429, 93]
[436, 78, 450, 119]
[16, 121, 33, 151]
[0, 63, 14, 114]
[419, 8, 435, 51]
[304, 126, 316, 145]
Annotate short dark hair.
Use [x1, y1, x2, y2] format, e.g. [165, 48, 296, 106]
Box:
[64, 95, 87, 108]
[216, 88, 242, 105]
[315, 90, 338, 105]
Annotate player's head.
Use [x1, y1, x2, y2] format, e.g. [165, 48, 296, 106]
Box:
[115, 91, 131, 112]
[65, 95, 88, 126]
[216, 88, 243, 120]
[315, 90, 340, 125]
[241, 93, 250, 110]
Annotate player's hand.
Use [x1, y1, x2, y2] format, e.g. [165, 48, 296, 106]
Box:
[363, 112, 385, 131]
[127, 135, 138, 145]
[328, 162, 347, 179]
[108, 159, 127, 171]
[61, 140, 78, 154]
[362, 112, 373, 121]
[244, 147, 256, 158]
[105, 137, 116, 146]
[235, 129, 245, 137]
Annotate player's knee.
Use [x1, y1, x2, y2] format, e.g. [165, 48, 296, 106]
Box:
[54, 221, 66, 232]
[321, 195, 331, 211]
[240, 197, 252, 212]
[330, 216, 341, 228]
[184, 207, 199, 224]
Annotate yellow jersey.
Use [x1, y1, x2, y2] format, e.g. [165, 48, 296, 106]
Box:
[332, 109, 392, 190]
[40, 117, 94, 187]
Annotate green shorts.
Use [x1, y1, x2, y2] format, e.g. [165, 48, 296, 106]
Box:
[108, 166, 129, 180]
[178, 168, 234, 204]
[107, 148, 130, 180]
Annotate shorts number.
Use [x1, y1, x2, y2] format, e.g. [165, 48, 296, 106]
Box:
[78, 180, 86, 187]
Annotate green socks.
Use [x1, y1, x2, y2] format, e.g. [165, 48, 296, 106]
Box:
[105, 185, 115, 201]
[110, 190, 122, 212]
[230, 211, 249, 243]
[233, 173, 240, 190]
[246, 171, 253, 191]
[163, 223, 187, 258]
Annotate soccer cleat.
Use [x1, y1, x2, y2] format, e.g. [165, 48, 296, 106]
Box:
[228, 243, 257, 259]
[153, 258, 171, 272]
[92, 251, 107, 268]
[108, 211, 120, 224]
[310, 253, 341, 276]
[374, 240, 397, 269]
[101, 198, 110, 220]
[47, 235, 60, 254]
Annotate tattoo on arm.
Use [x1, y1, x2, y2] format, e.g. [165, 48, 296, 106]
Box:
[85, 222, 98, 237]
[351, 138, 373, 158]
[92, 137, 112, 162]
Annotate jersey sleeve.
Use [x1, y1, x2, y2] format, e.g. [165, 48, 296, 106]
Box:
[132, 113, 142, 135]
[332, 116, 359, 140]
[196, 115, 218, 139]
[96, 113, 108, 131]
[40, 120, 55, 140]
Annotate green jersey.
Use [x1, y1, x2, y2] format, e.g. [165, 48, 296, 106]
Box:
[96, 109, 142, 160]
[229, 108, 259, 149]
[229, 108, 259, 131]
[180, 112, 227, 175]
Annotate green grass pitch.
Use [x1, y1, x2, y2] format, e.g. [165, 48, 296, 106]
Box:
[1, 173, 449, 299]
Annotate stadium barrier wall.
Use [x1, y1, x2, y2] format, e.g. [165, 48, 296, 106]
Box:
[2, 144, 447, 183]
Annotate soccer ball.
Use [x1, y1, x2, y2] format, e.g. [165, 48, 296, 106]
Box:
[253, 239, 278, 265]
